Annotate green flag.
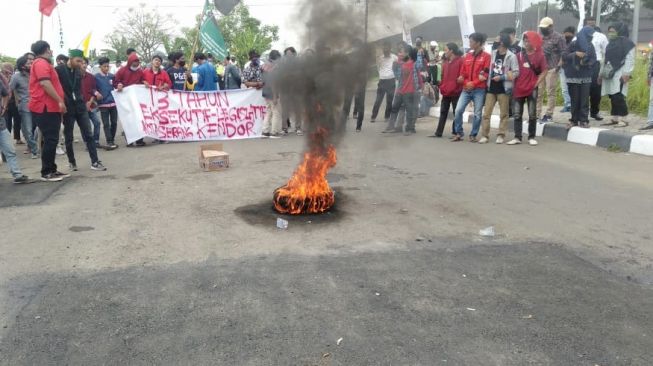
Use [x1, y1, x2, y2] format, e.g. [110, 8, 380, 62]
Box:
[199, 17, 228, 60]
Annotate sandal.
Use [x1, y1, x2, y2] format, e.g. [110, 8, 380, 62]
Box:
[469, 136, 478, 143]
[451, 135, 463, 142]
[601, 120, 618, 126]
[615, 121, 629, 128]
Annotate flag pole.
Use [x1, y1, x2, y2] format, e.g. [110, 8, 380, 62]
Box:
[40, 13, 44, 40]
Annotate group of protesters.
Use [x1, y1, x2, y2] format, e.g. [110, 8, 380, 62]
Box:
[2, 14, 652, 183]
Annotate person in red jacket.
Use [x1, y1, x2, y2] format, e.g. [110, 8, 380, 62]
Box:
[80, 58, 104, 148]
[114, 52, 146, 146]
[451, 33, 491, 142]
[507, 31, 548, 146]
[432, 42, 464, 137]
[143, 54, 172, 90]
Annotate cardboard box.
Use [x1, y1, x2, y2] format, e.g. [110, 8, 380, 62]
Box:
[199, 144, 230, 172]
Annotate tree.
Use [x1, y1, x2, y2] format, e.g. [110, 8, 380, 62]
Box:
[0, 54, 16, 65]
[105, 3, 174, 61]
[645, 0, 653, 9]
[217, 4, 279, 66]
[558, 0, 634, 24]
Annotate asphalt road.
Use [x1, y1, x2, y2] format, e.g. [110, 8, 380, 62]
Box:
[1, 93, 652, 365]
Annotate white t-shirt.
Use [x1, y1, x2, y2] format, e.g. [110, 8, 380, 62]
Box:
[377, 54, 398, 80]
[592, 32, 609, 62]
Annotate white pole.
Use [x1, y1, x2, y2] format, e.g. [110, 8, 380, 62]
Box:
[632, 0, 640, 44]
[596, 0, 602, 27]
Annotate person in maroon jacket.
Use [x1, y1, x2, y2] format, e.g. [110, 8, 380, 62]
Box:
[114, 52, 145, 146]
[507, 31, 548, 146]
[432, 42, 464, 137]
[80, 58, 104, 148]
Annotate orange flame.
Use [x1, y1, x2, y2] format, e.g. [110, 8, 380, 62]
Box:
[273, 127, 337, 215]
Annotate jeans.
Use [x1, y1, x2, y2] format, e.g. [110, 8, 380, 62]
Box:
[0, 124, 23, 178]
[589, 62, 602, 116]
[513, 90, 538, 140]
[89, 108, 102, 144]
[343, 87, 366, 130]
[63, 105, 99, 165]
[568, 83, 591, 124]
[371, 78, 395, 120]
[481, 93, 510, 138]
[559, 69, 571, 109]
[648, 81, 653, 125]
[33, 111, 62, 176]
[536, 68, 558, 117]
[100, 106, 118, 144]
[453, 88, 486, 137]
[387, 92, 418, 132]
[18, 111, 38, 155]
[435, 95, 459, 136]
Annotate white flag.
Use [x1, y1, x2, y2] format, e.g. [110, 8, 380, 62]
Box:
[577, 0, 586, 31]
[402, 0, 412, 46]
[456, 0, 475, 50]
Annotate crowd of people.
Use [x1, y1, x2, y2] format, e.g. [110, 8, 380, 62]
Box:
[1, 15, 653, 184]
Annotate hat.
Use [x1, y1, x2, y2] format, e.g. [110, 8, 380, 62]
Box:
[430, 41, 438, 47]
[68, 49, 84, 58]
[539, 17, 554, 28]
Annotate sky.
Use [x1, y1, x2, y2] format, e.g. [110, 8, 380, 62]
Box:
[2, 0, 534, 59]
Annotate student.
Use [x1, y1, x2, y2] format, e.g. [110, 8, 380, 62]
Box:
[0, 81, 30, 183]
[114, 52, 145, 146]
[9, 55, 38, 158]
[479, 35, 519, 144]
[193, 52, 219, 92]
[507, 31, 547, 146]
[383, 44, 423, 135]
[143, 54, 172, 90]
[600, 23, 636, 128]
[80, 57, 103, 148]
[371, 41, 397, 123]
[432, 43, 463, 138]
[559, 26, 576, 113]
[95, 57, 119, 150]
[167, 52, 194, 91]
[537, 17, 566, 122]
[561, 26, 597, 129]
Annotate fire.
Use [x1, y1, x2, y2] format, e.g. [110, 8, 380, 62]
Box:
[273, 127, 337, 215]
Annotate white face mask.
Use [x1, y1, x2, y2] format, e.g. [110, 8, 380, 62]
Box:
[130, 65, 139, 71]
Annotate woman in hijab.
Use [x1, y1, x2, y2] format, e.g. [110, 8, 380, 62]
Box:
[600, 23, 636, 127]
[561, 26, 596, 129]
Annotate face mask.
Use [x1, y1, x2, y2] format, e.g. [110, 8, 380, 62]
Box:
[565, 36, 574, 43]
[251, 59, 259, 67]
[608, 32, 618, 40]
[540, 27, 550, 36]
[416, 41, 422, 48]
[179, 60, 186, 67]
[130, 65, 139, 71]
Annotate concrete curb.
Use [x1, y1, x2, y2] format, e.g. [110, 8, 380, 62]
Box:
[428, 106, 653, 157]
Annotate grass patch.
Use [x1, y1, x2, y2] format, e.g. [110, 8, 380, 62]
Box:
[607, 143, 623, 153]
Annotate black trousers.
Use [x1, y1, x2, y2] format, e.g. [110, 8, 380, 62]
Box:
[33, 111, 61, 176]
[568, 83, 591, 124]
[371, 78, 395, 120]
[63, 104, 99, 165]
[589, 63, 601, 116]
[343, 87, 366, 130]
[100, 106, 118, 144]
[609, 81, 628, 117]
[435, 95, 459, 136]
[513, 90, 538, 140]
[5, 103, 22, 140]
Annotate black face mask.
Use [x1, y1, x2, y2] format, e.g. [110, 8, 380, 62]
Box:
[179, 60, 186, 67]
[416, 41, 422, 48]
[565, 36, 573, 43]
[540, 27, 551, 36]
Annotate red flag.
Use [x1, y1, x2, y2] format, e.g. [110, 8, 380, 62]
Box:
[39, 0, 58, 16]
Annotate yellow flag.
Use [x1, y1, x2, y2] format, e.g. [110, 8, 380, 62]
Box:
[81, 32, 92, 57]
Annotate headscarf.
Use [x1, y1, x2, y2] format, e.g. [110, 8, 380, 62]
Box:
[605, 23, 635, 72]
[575, 26, 595, 54]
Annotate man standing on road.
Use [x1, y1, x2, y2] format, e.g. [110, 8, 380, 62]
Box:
[55, 49, 106, 172]
[383, 44, 424, 135]
[640, 53, 653, 131]
[451, 32, 491, 142]
[507, 31, 547, 146]
[193, 52, 219, 92]
[28, 41, 68, 182]
[114, 52, 145, 147]
[585, 17, 609, 121]
[95, 57, 119, 150]
[559, 26, 576, 113]
[370, 41, 397, 123]
[166, 52, 194, 91]
[537, 17, 566, 123]
[243, 50, 263, 91]
[1, 79, 30, 183]
[80, 57, 103, 148]
[9, 55, 39, 159]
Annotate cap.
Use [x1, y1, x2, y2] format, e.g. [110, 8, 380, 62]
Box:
[68, 49, 84, 58]
[430, 41, 438, 47]
[539, 17, 554, 28]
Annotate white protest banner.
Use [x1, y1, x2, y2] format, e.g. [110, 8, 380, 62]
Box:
[113, 86, 266, 144]
[455, 0, 475, 50]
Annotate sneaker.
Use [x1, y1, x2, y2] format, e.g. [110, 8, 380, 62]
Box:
[15, 140, 25, 145]
[496, 136, 504, 144]
[69, 163, 78, 171]
[591, 114, 604, 121]
[56, 146, 65, 155]
[13, 175, 31, 184]
[639, 124, 653, 131]
[506, 138, 522, 145]
[54, 171, 71, 179]
[269, 134, 281, 139]
[478, 137, 489, 144]
[135, 140, 146, 147]
[541, 115, 552, 123]
[109, 143, 119, 149]
[31, 153, 39, 159]
[528, 139, 538, 146]
[91, 161, 107, 171]
[469, 136, 478, 143]
[261, 133, 271, 139]
[41, 174, 63, 182]
[296, 129, 304, 136]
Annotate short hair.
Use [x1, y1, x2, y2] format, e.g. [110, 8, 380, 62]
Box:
[207, 53, 214, 58]
[15, 56, 29, 72]
[500, 27, 516, 36]
[56, 54, 69, 63]
[230, 56, 237, 62]
[585, 16, 596, 23]
[284, 47, 297, 55]
[194, 52, 206, 61]
[23, 52, 35, 58]
[446, 42, 463, 56]
[563, 26, 576, 34]
[151, 54, 163, 62]
[31, 40, 50, 56]
[268, 50, 281, 61]
[168, 51, 183, 64]
[499, 34, 512, 48]
[248, 49, 260, 59]
[97, 57, 111, 66]
[469, 32, 488, 45]
[82, 57, 89, 64]
[126, 48, 136, 55]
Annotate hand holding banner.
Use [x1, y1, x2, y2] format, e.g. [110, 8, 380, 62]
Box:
[112, 86, 266, 143]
